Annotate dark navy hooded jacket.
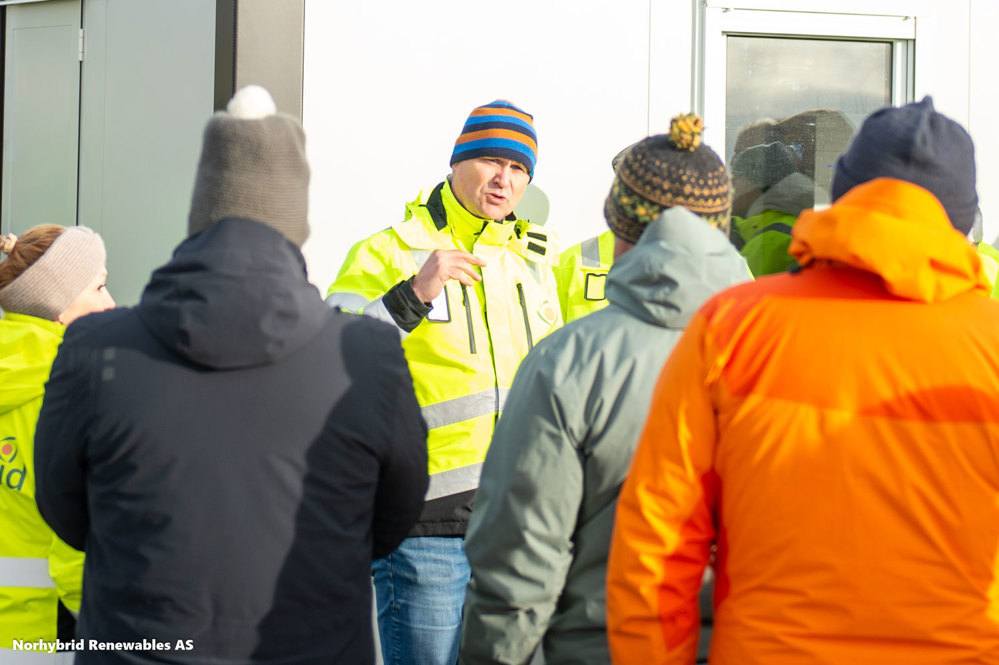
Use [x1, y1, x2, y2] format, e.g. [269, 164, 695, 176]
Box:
[35, 218, 428, 664]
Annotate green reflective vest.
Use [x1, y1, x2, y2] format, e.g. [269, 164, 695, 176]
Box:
[0, 313, 83, 653]
[326, 181, 562, 504]
[732, 209, 799, 277]
[555, 230, 615, 323]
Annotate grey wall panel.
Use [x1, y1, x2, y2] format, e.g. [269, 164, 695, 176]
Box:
[1, 0, 79, 235]
[78, 0, 215, 305]
[234, 0, 303, 119]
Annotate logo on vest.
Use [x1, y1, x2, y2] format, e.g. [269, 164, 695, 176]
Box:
[537, 300, 558, 327]
[1, 437, 26, 492]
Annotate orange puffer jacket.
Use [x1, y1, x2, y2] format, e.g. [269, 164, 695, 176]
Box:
[607, 178, 999, 665]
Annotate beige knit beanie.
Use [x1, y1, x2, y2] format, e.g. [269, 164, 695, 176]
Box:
[0, 226, 107, 320]
[187, 86, 311, 247]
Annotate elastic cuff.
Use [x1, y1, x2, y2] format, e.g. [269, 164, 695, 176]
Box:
[383, 277, 432, 333]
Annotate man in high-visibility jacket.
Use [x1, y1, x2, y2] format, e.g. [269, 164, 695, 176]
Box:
[326, 99, 561, 665]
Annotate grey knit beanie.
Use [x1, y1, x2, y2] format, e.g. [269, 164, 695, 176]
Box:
[188, 86, 311, 247]
[831, 96, 978, 234]
[0, 226, 107, 320]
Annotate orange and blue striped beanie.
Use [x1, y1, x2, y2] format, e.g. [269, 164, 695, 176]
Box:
[450, 100, 538, 177]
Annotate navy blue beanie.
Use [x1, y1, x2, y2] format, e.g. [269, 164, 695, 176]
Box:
[831, 97, 977, 234]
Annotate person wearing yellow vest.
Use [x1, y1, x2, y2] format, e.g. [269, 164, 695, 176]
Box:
[326, 100, 561, 665]
[0, 225, 114, 663]
[554, 145, 632, 323]
[555, 230, 615, 322]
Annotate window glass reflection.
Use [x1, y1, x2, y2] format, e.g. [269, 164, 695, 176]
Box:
[726, 36, 892, 275]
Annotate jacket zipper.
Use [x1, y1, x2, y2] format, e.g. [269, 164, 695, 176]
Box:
[461, 284, 477, 354]
[516, 283, 534, 351]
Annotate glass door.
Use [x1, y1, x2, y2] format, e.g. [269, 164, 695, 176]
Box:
[701, 6, 915, 216]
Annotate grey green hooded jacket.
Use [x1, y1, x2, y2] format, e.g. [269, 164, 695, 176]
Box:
[458, 208, 751, 665]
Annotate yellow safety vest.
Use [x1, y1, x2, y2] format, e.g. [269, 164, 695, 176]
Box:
[0, 313, 83, 658]
[327, 181, 561, 501]
[978, 242, 999, 300]
[555, 230, 615, 323]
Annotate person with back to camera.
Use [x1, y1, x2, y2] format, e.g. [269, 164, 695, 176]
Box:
[0, 224, 115, 664]
[607, 96, 999, 664]
[459, 114, 750, 665]
[32, 86, 428, 665]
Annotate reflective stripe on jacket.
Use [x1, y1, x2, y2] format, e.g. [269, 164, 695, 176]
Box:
[327, 181, 561, 533]
[554, 230, 615, 323]
[607, 179, 999, 664]
[0, 313, 83, 650]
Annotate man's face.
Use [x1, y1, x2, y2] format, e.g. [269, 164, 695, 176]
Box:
[450, 157, 530, 221]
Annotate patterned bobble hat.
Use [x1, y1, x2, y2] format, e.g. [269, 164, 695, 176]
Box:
[605, 114, 731, 243]
[450, 100, 538, 177]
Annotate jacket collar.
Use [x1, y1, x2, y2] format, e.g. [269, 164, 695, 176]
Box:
[441, 178, 517, 249]
[397, 182, 559, 264]
[790, 178, 989, 303]
[606, 207, 751, 328]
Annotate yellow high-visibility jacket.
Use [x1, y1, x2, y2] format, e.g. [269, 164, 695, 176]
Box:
[0, 313, 83, 655]
[327, 180, 561, 534]
[554, 230, 615, 323]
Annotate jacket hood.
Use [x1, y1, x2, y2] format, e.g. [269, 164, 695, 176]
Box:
[138, 217, 329, 369]
[606, 207, 751, 328]
[790, 178, 989, 303]
[0, 313, 63, 415]
[746, 172, 819, 218]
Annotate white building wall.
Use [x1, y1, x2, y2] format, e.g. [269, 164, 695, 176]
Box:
[969, 0, 999, 244]
[302, 0, 677, 292]
[301, 0, 998, 290]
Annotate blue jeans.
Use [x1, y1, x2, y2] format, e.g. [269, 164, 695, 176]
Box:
[372, 536, 469, 665]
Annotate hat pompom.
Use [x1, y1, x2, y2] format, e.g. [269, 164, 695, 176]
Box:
[226, 85, 277, 120]
[668, 114, 704, 152]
